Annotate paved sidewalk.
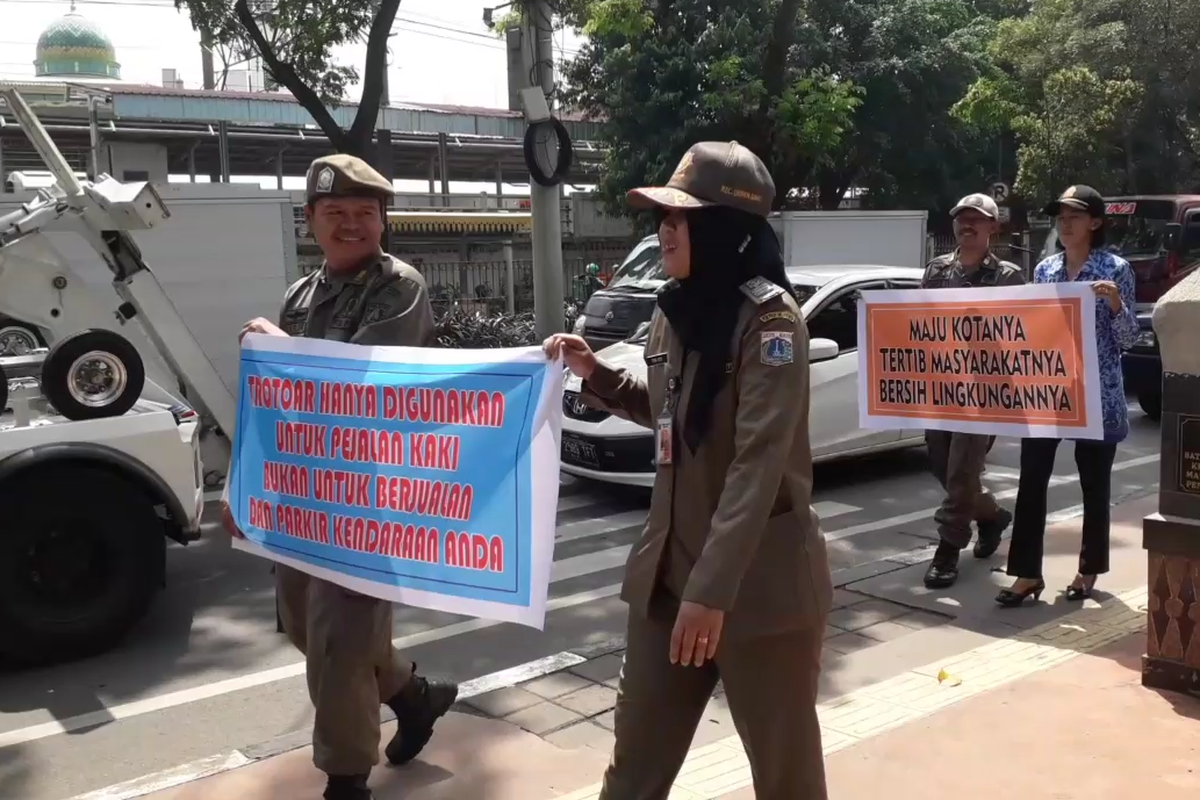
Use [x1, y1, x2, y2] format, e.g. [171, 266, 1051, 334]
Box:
[562, 585, 1158, 799]
[113, 494, 1189, 800]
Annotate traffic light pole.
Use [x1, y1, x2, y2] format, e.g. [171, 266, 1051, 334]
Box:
[522, 0, 565, 339]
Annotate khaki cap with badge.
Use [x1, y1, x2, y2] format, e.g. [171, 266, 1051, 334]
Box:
[950, 193, 1000, 219]
[627, 141, 776, 218]
[305, 153, 395, 204]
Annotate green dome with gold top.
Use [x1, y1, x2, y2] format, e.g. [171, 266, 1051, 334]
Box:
[34, 4, 121, 80]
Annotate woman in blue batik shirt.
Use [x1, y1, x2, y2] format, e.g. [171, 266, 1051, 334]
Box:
[997, 185, 1138, 608]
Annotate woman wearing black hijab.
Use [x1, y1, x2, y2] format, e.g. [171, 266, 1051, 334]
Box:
[543, 141, 833, 800]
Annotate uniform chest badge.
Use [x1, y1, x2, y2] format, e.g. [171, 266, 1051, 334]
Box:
[644, 352, 669, 366]
[760, 331, 794, 366]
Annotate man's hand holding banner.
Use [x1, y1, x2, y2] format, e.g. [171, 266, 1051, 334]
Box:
[228, 334, 564, 629]
[857, 283, 1104, 440]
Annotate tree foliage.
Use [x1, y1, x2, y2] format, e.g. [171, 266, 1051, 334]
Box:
[954, 0, 1200, 201]
[799, 0, 1013, 214]
[561, 0, 1015, 217]
[560, 0, 863, 217]
[175, 0, 401, 158]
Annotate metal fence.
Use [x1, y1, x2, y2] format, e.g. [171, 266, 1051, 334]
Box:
[416, 230, 1059, 318]
[416, 258, 598, 317]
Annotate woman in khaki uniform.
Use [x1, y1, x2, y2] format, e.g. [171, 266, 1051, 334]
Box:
[544, 141, 833, 800]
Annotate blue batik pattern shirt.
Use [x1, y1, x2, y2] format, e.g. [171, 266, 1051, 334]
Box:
[1033, 250, 1138, 443]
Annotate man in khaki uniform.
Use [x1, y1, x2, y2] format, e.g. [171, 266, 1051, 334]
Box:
[921, 193, 1026, 589]
[544, 141, 833, 799]
[225, 154, 458, 800]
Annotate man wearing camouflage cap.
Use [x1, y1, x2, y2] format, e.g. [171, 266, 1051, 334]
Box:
[920, 193, 1026, 590]
[225, 153, 458, 800]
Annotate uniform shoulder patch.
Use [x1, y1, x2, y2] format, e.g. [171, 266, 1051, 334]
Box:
[376, 272, 426, 301]
[760, 330, 794, 367]
[759, 309, 797, 325]
[738, 276, 785, 305]
[379, 255, 426, 285]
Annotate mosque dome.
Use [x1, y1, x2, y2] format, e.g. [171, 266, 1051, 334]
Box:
[34, 4, 122, 80]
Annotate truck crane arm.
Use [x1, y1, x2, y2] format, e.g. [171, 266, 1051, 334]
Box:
[0, 87, 235, 462]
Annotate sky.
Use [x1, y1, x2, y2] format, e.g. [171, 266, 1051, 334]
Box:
[0, 0, 586, 192]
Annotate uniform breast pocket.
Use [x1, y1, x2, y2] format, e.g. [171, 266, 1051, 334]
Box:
[280, 310, 307, 335]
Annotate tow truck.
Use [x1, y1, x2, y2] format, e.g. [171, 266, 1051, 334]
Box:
[0, 88, 236, 665]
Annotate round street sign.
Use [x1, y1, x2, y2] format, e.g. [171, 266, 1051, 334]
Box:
[990, 182, 1010, 202]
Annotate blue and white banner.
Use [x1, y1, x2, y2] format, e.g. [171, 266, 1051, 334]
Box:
[228, 334, 563, 629]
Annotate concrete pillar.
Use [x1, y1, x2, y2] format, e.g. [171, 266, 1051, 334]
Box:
[1141, 270, 1200, 693]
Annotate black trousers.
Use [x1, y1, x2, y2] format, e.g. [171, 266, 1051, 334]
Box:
[1006, 437, 1118, 579]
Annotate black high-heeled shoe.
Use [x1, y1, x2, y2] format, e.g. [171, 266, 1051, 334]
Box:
[995, 579, 1045, 608]
[1065, 575, 1097, 601]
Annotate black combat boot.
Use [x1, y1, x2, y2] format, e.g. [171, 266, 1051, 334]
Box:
[923, 542, 961, 589]
[973, 507, 1013, 559]
[323, 774, 372, 800]
[384, 664, 459, 766]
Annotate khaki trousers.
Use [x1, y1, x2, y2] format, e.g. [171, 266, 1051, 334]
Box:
[925, 430, 1000, 548]
[599, 609, 828, 800]
[276, 565, 413, 775]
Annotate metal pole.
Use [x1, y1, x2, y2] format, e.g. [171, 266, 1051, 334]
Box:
[437, 132, 449, 207]
[495, 161, 503, 210]
[525, 0, 565, 339]
[88, 96, 102, 180]
[504, 241, 516, 314]
[217, 120, 231, 182]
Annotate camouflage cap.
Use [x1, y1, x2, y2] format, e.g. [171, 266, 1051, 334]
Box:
[627, 141, 775, 218]
[305, 153, 394, 204]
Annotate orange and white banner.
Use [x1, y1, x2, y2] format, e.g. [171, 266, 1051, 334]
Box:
[856, 283, 1104, 439]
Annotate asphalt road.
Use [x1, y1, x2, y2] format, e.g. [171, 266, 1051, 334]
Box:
[0, 406, 1163, 800]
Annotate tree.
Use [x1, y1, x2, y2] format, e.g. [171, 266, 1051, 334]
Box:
[795, 0, 1017, 213]
[558, 0, 863, 218]
[175, 0, 402, 158]
[953, 0, 1200, 200]
[558, 0, 1013, 217]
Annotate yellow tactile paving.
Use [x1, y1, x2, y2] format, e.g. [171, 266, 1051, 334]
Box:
[556, 586, 1150, 800]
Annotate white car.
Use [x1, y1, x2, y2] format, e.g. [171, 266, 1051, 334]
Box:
[560, 264, 927, 488]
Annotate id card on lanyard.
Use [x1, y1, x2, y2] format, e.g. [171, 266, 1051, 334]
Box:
[656, 375, 680, 466]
